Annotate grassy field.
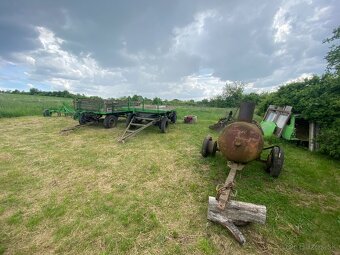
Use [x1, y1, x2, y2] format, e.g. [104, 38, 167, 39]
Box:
[0, 93, 73, 118]
[0, 99, 339, 254]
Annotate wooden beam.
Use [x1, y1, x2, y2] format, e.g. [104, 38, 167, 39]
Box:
[208, 197, 267, 225]
[208, 197, 267, 245]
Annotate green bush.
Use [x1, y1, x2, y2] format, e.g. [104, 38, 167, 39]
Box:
[317, 119, 340, 159]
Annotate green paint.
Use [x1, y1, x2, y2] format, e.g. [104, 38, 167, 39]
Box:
[260, 120, 277, 137]
[282, 115, 296, 140]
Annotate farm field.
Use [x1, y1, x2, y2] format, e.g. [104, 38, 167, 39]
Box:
[0, 93, 73, 118]
[0, 100, 339, 254]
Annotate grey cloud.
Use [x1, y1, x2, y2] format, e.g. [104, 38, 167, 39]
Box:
[0, 0, 338, 99]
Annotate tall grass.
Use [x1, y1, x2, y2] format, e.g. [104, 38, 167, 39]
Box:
[0, 93, 73, 118]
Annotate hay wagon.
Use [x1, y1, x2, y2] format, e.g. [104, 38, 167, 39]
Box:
[73, 98, 135, 128]
[118, 103, 177, 142]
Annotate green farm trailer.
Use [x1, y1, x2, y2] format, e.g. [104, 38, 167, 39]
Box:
[73, 98, 135, 128]
[72, 97, 177, 140]
[118, 104, 177, 142]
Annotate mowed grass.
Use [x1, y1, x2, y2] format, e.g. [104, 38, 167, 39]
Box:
[0, 93, 73, 118]
[0, 106, 339, 254]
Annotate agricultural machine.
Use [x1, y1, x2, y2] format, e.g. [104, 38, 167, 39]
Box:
[201, 102, 284, 245]
[43, 103, 75, 117]
[261, 105, 310, 146]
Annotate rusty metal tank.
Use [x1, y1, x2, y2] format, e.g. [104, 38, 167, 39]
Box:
[218, 102, 264, 163]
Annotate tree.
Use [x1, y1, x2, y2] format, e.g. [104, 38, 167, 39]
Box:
[222, 81, 245, 107]
[29, 88, 39, 95]
[323, 26, 340, 74]
[152, 97, 162, 105]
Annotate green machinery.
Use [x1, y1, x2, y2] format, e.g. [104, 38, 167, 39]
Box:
[260, 105, 309, 143]
[71, 97, 176, 141]
[43, 103, 75, 117]
[73, 98, 133, 128]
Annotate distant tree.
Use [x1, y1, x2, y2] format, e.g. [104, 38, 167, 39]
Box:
[152, 97, 162, 105]
[222, 81, 245, 107]
[29, 88, 39, 95]
[242, 92, 262, 104]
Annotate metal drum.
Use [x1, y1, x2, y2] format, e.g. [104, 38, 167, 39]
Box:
[218, 121, 264, 163]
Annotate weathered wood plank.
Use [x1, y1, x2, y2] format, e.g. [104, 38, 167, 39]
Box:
[208, 210, 246, 245]
[208, 196, 266, 224]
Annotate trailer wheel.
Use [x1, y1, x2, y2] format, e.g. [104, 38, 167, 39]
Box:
[160, 117, 169, 133]
[170, 111, 177, 124]
[104, 115, 118, 128]
[79, 113, 88, 125]
[126, 113, 134, 127]
[266, 147, 284, 177]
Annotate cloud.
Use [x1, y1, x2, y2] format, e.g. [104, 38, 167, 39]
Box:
[12, 27, 127, 96]
[0, 0, 338, 99]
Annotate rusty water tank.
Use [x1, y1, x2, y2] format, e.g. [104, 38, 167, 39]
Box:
[218, 102, 264, 163]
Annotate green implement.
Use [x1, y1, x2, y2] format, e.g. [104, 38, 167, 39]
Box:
[43, 103, 75, 117]
[260, 105, 309, 143]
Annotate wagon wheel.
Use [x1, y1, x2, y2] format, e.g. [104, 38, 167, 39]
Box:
[103, 115, 118, 128]
[79, 113, 88, 125]
[266, 147, 284, 177]
[160, 117, 169, 133]
[170, 111, 177, 124]
[126, 113, 134, 127]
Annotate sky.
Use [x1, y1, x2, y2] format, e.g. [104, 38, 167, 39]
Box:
[0, 0, 338, 100]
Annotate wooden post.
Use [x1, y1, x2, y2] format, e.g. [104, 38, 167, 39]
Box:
[309, 121, 315, 151]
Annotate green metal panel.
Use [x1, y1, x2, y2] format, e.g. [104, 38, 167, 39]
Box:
[282, 115, 296, 140]
[260, 121, 277, 137]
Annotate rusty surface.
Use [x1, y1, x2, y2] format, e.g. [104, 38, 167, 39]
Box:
[218, 122, 264, 163]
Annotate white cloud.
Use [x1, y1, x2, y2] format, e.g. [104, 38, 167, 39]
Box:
[272, 7, 292, 43]
[283, 72, 313, 84]
[13, 26, 127, 95]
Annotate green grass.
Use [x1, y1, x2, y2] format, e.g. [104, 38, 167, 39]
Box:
[0, 93, 72, 117]
[0, 95, 339, 254]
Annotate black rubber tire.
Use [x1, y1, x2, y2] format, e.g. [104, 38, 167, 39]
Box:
[265, 152, 272, 173]
[79, 113, 88, 125]
[103, 115, 118, 128]
[212, 141, 218, 156]
[126, 113, 134, 127]
[201, 137, 210, 157]
[43, 109, 51, 117]
[170, 111, 177, 124]
[160, 117, 169, 133]
[267, 147, 284, 178]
